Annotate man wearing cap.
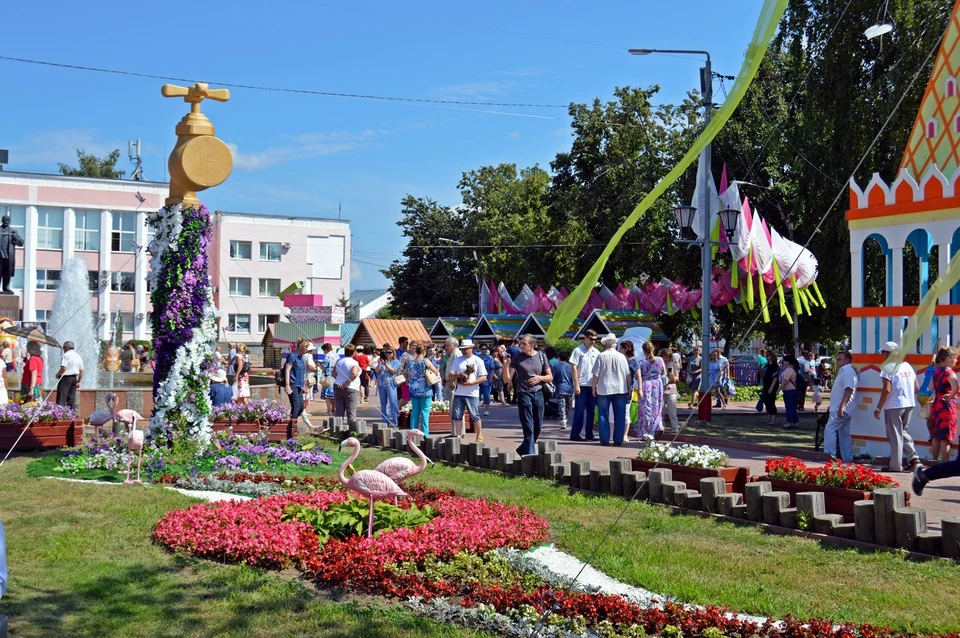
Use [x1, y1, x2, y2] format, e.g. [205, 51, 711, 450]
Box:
[823, 350, 858, 463]
[449, 339, 487, 441]
[875, 341, 921, 472]
[569, 329, 600, 441]
[209, 368, 233, 407]
[591, 333, 631, 446]
[55, 341, 84, 410]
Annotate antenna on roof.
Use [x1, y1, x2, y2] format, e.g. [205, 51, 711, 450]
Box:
[338, 202, 342, 219]
[0, 149, 7, 170]
[128, 138, 144, 181]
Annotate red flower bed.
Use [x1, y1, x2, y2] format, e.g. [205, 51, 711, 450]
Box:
[765, 457, 898, 491]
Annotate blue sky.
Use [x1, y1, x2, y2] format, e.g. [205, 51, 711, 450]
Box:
[2, 0, 762, 290]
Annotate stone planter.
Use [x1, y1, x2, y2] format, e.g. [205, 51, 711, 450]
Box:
[0, 420, 82, 451]
[398, 411, 475, 434]
[211, 420, 295, 442]
[630, 459, 749, 494]
[759, 476, 909, 522]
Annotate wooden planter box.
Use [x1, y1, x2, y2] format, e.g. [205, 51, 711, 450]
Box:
[0, 420, 81, 451]
[758, 476, 909, 522]
[398, 411, 475, 434]
[631, 459, 749, 495]
[212, 420, 295, 442]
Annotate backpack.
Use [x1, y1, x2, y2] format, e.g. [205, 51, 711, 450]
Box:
[275, 368, 285, 386]
[240, 355, 250, 375]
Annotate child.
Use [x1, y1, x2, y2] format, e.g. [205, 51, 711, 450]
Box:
[812, 380, 823, 412]
[551, 352, 575, 429]
[663, 368, 679, 434]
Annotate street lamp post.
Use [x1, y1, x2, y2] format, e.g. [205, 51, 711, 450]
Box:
[438, 237, 483, 316]
[630, 48, 718, 423]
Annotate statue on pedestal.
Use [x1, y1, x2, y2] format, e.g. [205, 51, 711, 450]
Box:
[0, 216, 23, 295]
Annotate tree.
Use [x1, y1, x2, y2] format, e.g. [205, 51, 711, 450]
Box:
[374, 303, 399, 320]
[58, 149, 126, 179]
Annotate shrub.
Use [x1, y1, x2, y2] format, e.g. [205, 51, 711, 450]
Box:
[283, 500, 436, 542]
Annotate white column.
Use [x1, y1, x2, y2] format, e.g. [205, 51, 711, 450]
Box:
[62, 208, 75, 263]
[22, 206, 38, 322]
[134, 210, 148, 340]
[939, 243, 951, 347]
[892, 247, 904, 307]
[850, 249, 862, 353]
[98, 210, 112, 341]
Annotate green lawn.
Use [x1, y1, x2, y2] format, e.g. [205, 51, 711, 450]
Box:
[6, 438, 960, 635]
[0, 455, 484, 638]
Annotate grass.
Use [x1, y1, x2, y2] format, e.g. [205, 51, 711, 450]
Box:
[8, 437, 960, 635]
[0, 455, 485, 637]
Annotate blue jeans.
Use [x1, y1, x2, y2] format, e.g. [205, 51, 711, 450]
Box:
[379, 385, 398, 426]
[432, 383, 442, 401]
[572, 390, 597, 439]
[783, 389, 798, 423]
[479, 382, 491, 406]
[517, 391, 544, 456]
[410, 395, 432, 436]
[823, 412, 853, 462]
[288, 387, 304, 420]
[597, 393, 627, 444]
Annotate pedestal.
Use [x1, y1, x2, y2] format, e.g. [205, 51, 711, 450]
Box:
[0, 293, 21, 321]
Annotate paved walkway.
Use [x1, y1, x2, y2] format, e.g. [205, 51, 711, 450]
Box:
[305, 396, 960, 531]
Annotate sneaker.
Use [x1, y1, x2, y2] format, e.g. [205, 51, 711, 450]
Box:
[560, 423, 568, 429]
[483, 410, 490, 417]
[912, 465, 927, 496]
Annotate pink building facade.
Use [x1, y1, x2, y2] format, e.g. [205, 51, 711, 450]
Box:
[0, 171, 351, 344]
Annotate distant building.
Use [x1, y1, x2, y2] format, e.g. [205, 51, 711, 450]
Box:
[347, 288, 391, 321]
[0, 171, 351, 343]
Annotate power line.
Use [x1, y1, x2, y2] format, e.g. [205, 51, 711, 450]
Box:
[0, 55, 570, 109]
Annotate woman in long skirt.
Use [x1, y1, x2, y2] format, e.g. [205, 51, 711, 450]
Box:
[635, 342, 665, 439]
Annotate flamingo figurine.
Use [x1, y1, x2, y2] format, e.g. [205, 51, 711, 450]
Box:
[87, 393, 118, 433]
[338, 437, 406, 538]
[123, 414, 144, 485]
[374, 430, 431, 505]
[114, 408, 147, 428]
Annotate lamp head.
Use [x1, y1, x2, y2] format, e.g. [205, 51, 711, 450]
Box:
[628, 49, 653, 56]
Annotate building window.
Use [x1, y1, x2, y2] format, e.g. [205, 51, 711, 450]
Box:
[111, 312, 135, 334]
[927, 118, 938, 138]
[112, 212, 136, 252]
[37, 269, 60, 290]
[259, 242, 282, 261]
[145, 218, 156, 254]
[229, 240, 252, 260]
[36, 309, 49, 331]
[0, 205, 26, 237]
[258, 314, 280, 333]
[111, 272, 136, 292]
[227, 313, 251, 334]
[258, 278, 281, 297]
[88, 271, 100, 291]
[9, 269, 23, 291]
[229, 277, 251, 297]
[37, 207, 64, 250]
[74, 210, 101, 251]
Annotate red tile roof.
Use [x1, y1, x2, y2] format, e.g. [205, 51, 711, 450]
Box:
[350, 318, 432, 349]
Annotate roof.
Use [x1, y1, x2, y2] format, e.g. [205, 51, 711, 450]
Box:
[471, 314, 527, 341]
[0, 170, 168, 188]
[350, 289, 391, 307]
[576, 310, 667, 342]
[430, 317, 477, 340]
[350, 318, 431, 349]
[403, 317, 438, 333]
[518, 313, 583, 340]
[264, 322, 340, 345]
[340, 322, 360, 345]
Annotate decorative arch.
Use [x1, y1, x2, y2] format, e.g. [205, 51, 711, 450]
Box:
[927, 118, 939, 138]
[948, 77, 957, 98]
[906, 228, 933, 304]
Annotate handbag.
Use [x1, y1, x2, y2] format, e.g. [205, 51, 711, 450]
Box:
[425, 369, 441, 386]
[394, 373, 407, 386]
[539, 352, 555, 400]
[320, 374, 334, 388]
[918, 400, 931, 420]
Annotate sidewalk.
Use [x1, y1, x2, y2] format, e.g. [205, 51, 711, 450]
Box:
[305, 396, 960, 531]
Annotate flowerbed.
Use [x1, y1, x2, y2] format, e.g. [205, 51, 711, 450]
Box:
[765, 457, 898, 491]
[56, 435, 166, 479]
[0, 401, 76, 423]
[636, 442, 728, 469]
[400, 400, 450, 413]
[210, 399, 290, 424]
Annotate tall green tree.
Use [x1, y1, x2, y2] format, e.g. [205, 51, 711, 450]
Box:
[58, 149, 126, 179]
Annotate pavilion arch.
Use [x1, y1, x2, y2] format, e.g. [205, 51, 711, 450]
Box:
[861, 233, 891, 307]
[905, 228, 934, 304]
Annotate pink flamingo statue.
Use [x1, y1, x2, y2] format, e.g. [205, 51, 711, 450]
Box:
[87, 393, 118, 434]
[374, 430, 431, 505]
[114, 408, 147, 428]
[338, 437, 406, 538]
[123, 414, 144, 485]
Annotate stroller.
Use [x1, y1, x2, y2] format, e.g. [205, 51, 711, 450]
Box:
[543, 396, 560, 420]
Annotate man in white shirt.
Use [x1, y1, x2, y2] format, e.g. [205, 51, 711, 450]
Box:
[592, 333, 631, 446]
[569, 329, 600, 441]
[824, 350, 858, 462]
[449, 339, 487, 440]
[441, 337, 462, 404]
[55, 341, 84, 410]
[875, 341, 921, 472]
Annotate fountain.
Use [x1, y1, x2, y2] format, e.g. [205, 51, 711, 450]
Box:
[44, 257, 100, 390]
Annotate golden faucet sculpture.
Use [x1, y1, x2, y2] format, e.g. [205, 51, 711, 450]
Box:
[161, 82, 233, 207]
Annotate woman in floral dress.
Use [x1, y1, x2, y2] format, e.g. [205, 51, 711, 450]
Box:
[635, 341, 665, 439]
[930, 347, 959, 464]
[233, 343, 251, 405]
[403, 342, 441, 437]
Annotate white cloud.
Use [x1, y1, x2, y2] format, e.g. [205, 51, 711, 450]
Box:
[227, 130, 379, 171]
[351, 263, 363, 282]
[9, 129, 125, 169]
[508, 130, 521, 139]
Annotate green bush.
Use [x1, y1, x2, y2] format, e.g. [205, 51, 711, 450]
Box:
[282, 499, 436, 542]
[551, 338, 580, 357]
